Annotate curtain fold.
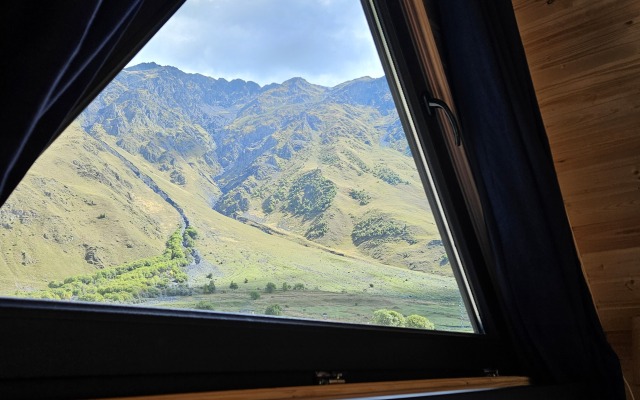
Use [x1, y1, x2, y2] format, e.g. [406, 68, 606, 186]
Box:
[432, 1, 624, 397]
[0, 0, 183, 207]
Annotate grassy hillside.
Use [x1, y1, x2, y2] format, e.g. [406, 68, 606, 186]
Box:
[95, 135, 470, 330]
[0, 65, 472, 332]
[0, 122, 180, 292]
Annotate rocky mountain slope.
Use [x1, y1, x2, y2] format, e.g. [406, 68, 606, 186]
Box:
[78, 63, 445, 269]
[0, 63, 465, 329]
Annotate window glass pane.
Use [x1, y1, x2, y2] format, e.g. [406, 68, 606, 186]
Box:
[0, 0, 473, 332]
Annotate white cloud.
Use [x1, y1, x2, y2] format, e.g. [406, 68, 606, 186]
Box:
[128, 0, 384, 87]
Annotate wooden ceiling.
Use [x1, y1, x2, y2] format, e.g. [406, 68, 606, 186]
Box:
[512, 0, 640, 396]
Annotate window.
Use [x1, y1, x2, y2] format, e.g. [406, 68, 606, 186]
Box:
[0, 1, 517, 398]
[1, 0, 477, 334]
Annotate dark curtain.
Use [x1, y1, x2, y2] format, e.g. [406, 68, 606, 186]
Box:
[0, 0, 183, 207]
[432, 1, 624, 398]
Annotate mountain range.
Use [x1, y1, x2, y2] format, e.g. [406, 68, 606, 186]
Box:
[0, 62, 467, 330]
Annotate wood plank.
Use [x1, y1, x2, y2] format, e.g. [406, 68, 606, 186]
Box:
[514, 0, 628, 40]
[553, 159, 640, 203]
[595, 305, 640, 332]
[582, 248, 640, 281]
[105, 377, 531, 400]
[551, 132, 640, 173]
[563, 189, 640, 228]
[571, 216, 640, 253]
[591, 278, 640, 307]
[515, 1, 640, 59]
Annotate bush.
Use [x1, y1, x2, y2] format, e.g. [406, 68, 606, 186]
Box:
[286, 170, 336, 216]
[348, 189, 371, 205]
[265, 282, 276, 293]
[48, 281, 63, 289]
[250, 291, 260, 300]
[203, 280, 216, 294]
[184, 226, 198, 239]
[29, 228, 192, 303]
[282, 282, 291, 291]
[373, 165, 407, 185]
[352, 211, 416, 245]
[265, 304, 282, 316]
[293, 283, 305, 290]
[405, 314, 435, 330]
[229, 281, 239, 290]
[372, 309, 405, 327]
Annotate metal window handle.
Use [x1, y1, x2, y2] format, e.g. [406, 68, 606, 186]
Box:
[423, 94, 462, 146]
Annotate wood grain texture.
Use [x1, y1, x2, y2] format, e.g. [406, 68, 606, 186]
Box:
[105, 376, 530, 400]
[513, 0, 640, 397]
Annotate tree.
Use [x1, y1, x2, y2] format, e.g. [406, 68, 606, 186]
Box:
[229, 281, 238, 290]
[203, 280, 216, 294]
[405, 314, 435, 330]
[372, 309, 405, 327]
[265, 282, 276, 293]
[184, 226, 199, 239]
[282, 282, 291, 291]
[250, 291, 260, 300]
[265, 304, 282, 316]
[293, 283, 305, 290]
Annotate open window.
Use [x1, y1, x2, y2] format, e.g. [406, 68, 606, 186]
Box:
[0, 1, 529, 398]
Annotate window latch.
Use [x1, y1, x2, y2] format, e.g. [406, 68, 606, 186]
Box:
[423, 93, 462, 147]
[315, 371, 346, 385]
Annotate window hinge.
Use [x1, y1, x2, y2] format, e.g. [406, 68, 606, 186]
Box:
[315, 371, 346, 385]
[423, 92, 462, 147]
[483, 368, 500, 377]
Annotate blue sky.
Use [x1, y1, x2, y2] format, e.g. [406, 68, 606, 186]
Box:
[128, 0, 385, 87]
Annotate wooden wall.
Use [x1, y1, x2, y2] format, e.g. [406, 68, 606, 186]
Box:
[512, 0, 640, 396]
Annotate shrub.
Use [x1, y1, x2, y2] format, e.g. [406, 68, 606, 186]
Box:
[265, 282, 276, 293]
[203, 280, 216, 294]
[26, 228, 192, 303]
[229, 281, 238, 290]
[405, 314, 435, 330]
[293, 283, 305, 290]
[373, 164, 407, 185]
[250, 291, 260, 300]
[286, 170, 336, 216]
[372, 309, 405, 327]
[348, 189, 371, 205]
[305, 220, 328, 240]
[282, 282, 291, 291]
[184, 226, 198, 239]
[265, 304, 282, 316]
[48, 281, 64, 289]
[352, 211, 416, 245]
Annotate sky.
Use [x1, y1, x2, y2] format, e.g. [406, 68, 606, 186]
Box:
[128, 0, 385, 87]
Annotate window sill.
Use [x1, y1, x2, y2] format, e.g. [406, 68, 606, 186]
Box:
[107, 376, 530, 400]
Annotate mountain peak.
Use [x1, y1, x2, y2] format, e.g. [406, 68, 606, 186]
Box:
[126, 62, 162, 71]
[282, 77, 311, 87]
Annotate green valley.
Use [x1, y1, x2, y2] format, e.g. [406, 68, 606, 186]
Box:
[0, 63, 472, 332]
